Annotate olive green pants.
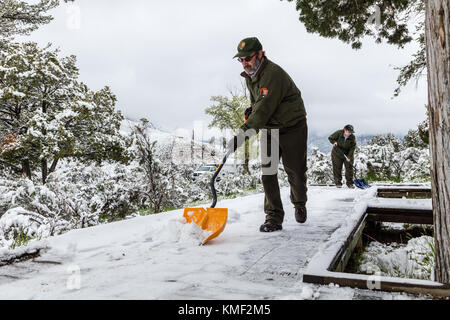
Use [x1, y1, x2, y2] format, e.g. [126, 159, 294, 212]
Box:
[331, 149, 354, 186]
[260, 119, 308, 225]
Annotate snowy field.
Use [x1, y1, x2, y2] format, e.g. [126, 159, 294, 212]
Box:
[0, 186, 431, 300]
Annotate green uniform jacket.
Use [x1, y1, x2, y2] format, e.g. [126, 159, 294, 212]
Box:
[240, 58, 307, 132]
[328, 129, 357, 160]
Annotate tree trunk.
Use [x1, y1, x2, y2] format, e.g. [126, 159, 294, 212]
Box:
[201, 144, 205, 163]
[41, 158, 48, 184]
[191, 129, 195, 164]
[244, 136, 250, 174]
[21, 159, 31, 179]
[425, 0, 450, 284]
[49, 158, 59, 174]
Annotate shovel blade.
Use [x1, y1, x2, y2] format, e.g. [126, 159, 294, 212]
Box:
[354, 179, 371, 189]
[354, 179, 364, 189]
[183, 207, 228, 244]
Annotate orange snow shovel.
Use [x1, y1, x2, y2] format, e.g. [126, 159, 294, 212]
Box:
[183, 150, 231, 244]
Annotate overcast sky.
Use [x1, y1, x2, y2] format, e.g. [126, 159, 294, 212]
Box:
[24, 0, 428, 137]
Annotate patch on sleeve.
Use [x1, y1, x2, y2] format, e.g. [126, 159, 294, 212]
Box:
[259, 87, 269, 98]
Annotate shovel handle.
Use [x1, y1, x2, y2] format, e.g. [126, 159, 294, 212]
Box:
[334, 146, 348, 159]
[210, 150, 231, 208]
[335, 146, 364, 178]
[335, 146, 356, 168]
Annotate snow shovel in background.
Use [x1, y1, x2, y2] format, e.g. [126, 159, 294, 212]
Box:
[335, 147, 371, 189]
[183, 150, 231, 244]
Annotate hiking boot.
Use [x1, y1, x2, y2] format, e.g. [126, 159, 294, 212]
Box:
[347, 184, 355, 189]
[259, 220, 282, 232]
[295, 207, 307, 223]
[336, 184, 342, 188]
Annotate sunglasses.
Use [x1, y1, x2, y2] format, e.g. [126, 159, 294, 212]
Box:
[237, 52, 257, 63]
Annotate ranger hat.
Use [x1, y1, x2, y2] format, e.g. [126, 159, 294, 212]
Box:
[233, 37, 263, 58]
[344, 124, 355, 133]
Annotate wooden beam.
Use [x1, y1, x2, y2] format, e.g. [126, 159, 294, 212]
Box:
[377, 188, 431, 193]
[366, 207, 433, 225]
[329, 214, 367, 272]
[377, 188, 432, 199]
[303, 273, 450, 298]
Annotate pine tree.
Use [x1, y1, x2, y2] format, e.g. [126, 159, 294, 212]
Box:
[132, 118, 186, 213]
[0, 42, 130, 183]
[403, 117, 429, 149]
[0, 0, 73, 50]
[285, 0, 425, 96]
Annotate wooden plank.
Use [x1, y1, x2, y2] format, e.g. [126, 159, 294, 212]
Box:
[377, 188, 431, 193]
[329, 214, 367, 272]
[377, 188, 431, 199]
[366, 207, 433, 225]
[337, 219, 365, 272]
[303, 273, 450, 298]
[377, 192, 431, 199]
[367, 213, 433, 225]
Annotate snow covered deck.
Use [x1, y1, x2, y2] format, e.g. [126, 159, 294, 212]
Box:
[302, 188, 449, 298]
[0, 185, 435, 300]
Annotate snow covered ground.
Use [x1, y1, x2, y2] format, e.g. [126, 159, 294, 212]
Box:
[0, 186, 430, 300]
[357, 235, 434, 281]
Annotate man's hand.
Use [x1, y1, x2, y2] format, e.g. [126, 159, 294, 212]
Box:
[333, 142, 338, 147]
[346, 157, 351, 162]
[244, 107, 252, 122]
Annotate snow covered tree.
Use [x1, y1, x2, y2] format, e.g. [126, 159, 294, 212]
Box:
[132, 119, 189, 213]
[286, 0, 450, 284]
[354, 133, 430, 182]
[205, 87, 252, 173]
[0, 0, 73, 50]
[404, 117, 429, 149]
[307, 146, 333, 184]
[285, 0, 425, 96]
[0, 42, 130, 183]
[205, 93, 249, 131]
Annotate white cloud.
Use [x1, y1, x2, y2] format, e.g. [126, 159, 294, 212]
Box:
[22, 0, 428, 137]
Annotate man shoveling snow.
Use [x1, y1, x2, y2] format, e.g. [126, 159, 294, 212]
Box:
[227, 37, 309, 233]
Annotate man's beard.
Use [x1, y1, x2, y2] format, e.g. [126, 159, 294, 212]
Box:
[244, 55, 263, 75]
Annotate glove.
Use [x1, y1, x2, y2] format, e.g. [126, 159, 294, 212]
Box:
[244, 107, 252, 122]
